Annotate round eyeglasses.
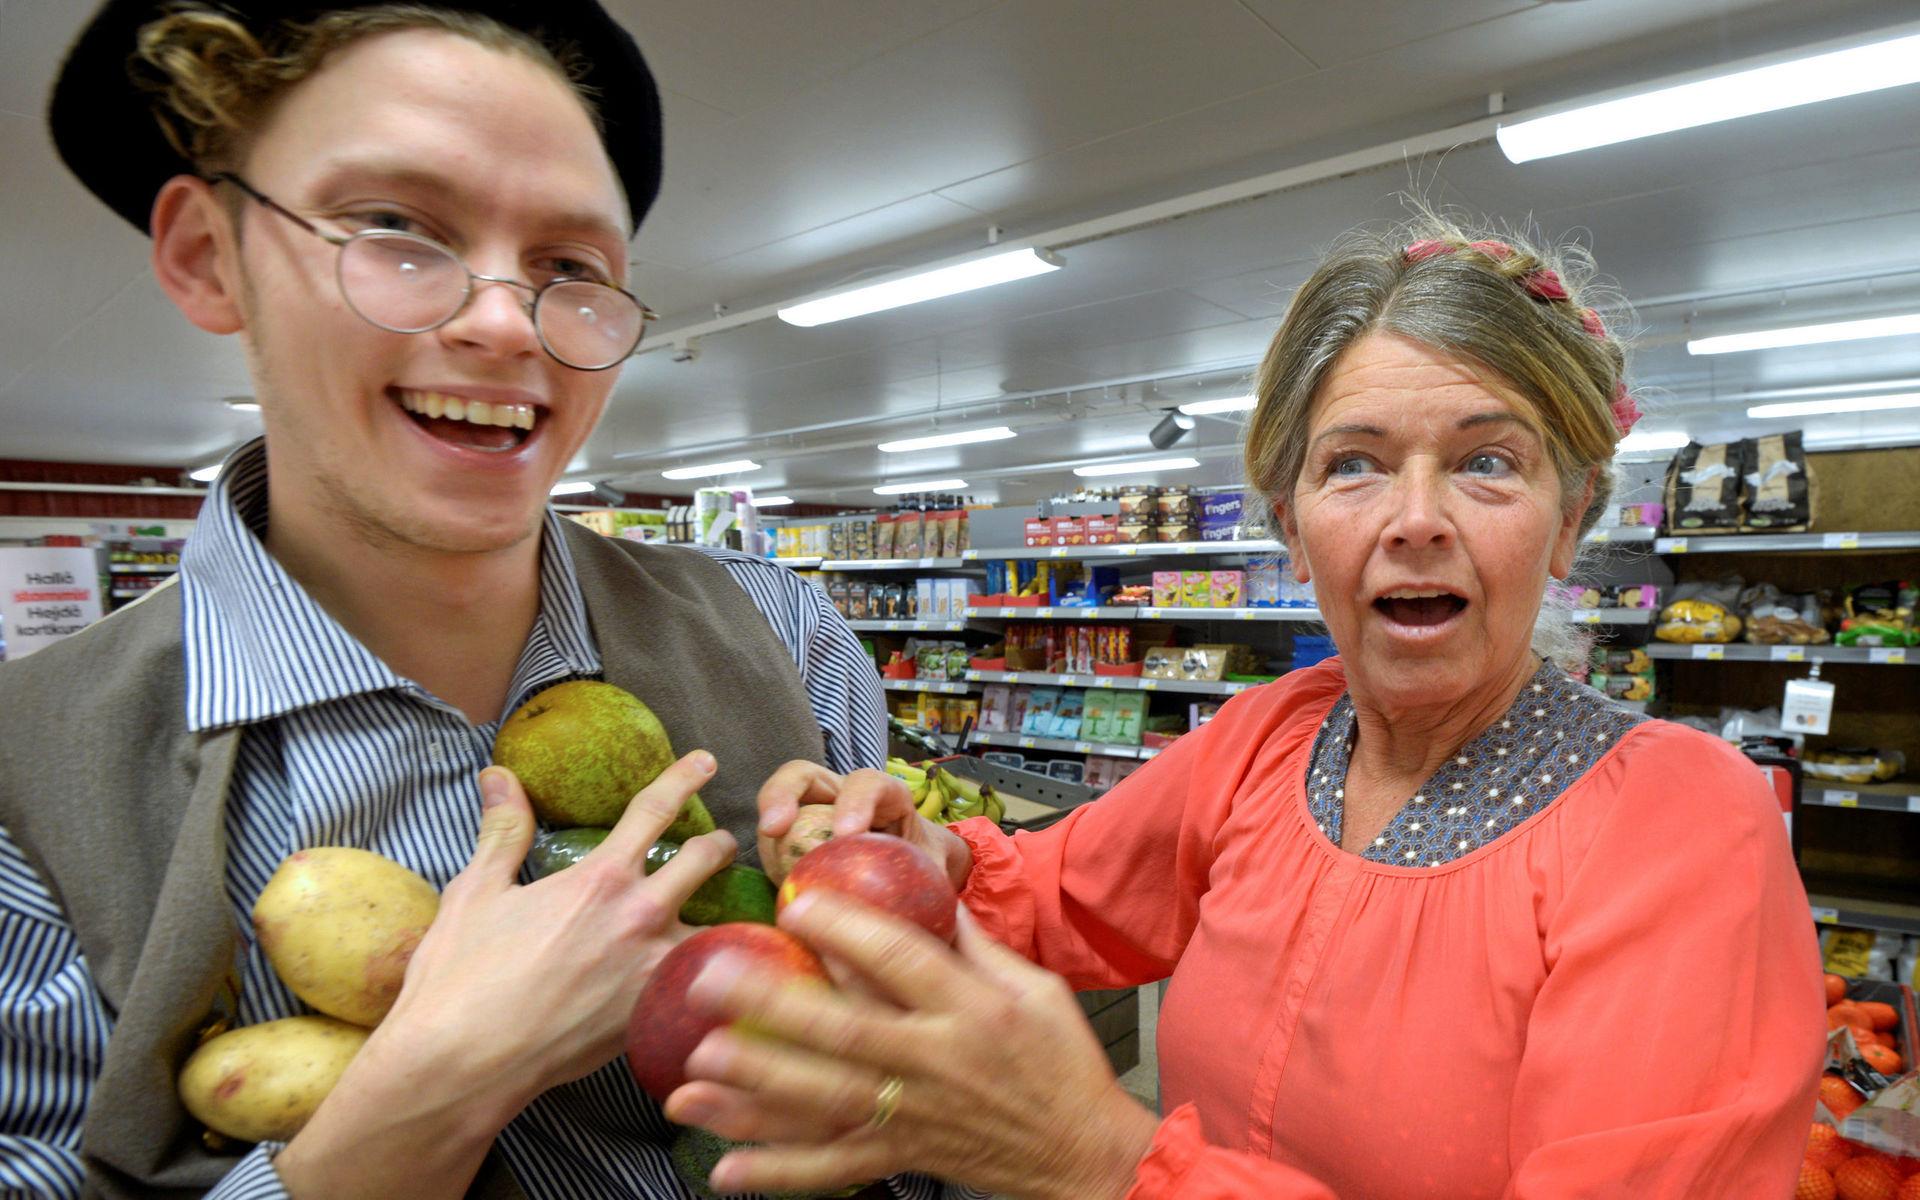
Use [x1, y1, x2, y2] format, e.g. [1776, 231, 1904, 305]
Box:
[211, 173, 653, 371]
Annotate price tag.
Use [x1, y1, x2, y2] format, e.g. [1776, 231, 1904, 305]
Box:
[1072, 742, 1092, 754]
[1821, 532, 1861, 550]
[1118, 545, 1140, 556]
[1138, 679, 1158, 691]
[917, 557, 935, 568]
[963, 671, 982, 682]
[1908, 796, 1920, 814]
[1768, 645, 1807, 662]
[1691, 644, 1725, 660]
[1139, 747, 1161, 759]
[882, 621, 901, 631]
[962, 550, 980, 560]
[1176, 544, 1200, 555]
[1828, 791, 1859, 808]
[1869, 647, 1908, 665]
[1055, 675, 1075, 686]
[963, 607, 978, 618]
[1006, 673, 1022, 684]
[1811, 906, 1840, 925]
[1235, 609, 1257, 620]
[1657, 537, 1688, 554]
[1036, 607, 1054, 618]
[1588, 529, 1611, 544]
[1049, 547, 1070, 558]
[1141, 608, 1163, 619]
[1573, 611, 1604, 625]
[1018, 736, 1038, 749]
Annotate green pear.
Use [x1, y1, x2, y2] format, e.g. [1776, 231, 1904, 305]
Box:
[492, 681, 715, 834]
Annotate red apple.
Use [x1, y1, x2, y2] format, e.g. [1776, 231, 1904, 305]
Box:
[625, 923, 830, 1102]
[776, 832, 958, 944]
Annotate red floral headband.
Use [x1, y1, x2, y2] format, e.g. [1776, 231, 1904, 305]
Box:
[1403, 238, 1640, 438]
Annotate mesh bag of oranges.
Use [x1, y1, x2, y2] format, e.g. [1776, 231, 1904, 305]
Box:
[1805, 974, 1920, 1197]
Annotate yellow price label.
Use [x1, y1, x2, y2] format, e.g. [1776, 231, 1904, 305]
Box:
[1692, 644, 1725, 660]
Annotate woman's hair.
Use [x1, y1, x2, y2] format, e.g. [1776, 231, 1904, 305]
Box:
[131, 2, 599, 176]
[1243, 212, 1634, 668]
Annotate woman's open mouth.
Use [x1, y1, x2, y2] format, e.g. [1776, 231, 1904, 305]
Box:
[393, 388, 536, 453]
[1373, 588, 1468, 628]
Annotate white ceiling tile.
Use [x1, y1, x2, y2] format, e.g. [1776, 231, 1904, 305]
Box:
[1237, 0, 1537, 68]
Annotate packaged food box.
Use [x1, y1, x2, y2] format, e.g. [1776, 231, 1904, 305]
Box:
[847, 581, 871, 619]
[917, 577, 937, 617]
[1045, 759, 1086, 785]
[1020, 686, 1062, 735]
[1198, 491, 1246, 540]
[1049, 690, 1084, 739]
[978, 684, 1012, 732]
[1052, 516, 1087, 546]
[1024, 517, 1054, 547]
[1210, 570, 1244, 608]
[1085, 515, 1120, 545]
[1152, 571, 1182, 607]
[1117, 488, 1158, 520]
[1107, 692, 1149, 745]
[1116, 521, 1157, 544]
[1156, 521, 1200, 544]
[1155, 488, 1194, 522]
[1080, 688, 1118, 743]
[1181, 570, 1211, 608]
[1247, 562, 1281, 607]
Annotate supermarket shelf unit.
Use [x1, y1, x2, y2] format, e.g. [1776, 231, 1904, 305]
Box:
[1804, 782, 1920, 815]
[970, 729, 1165, 761]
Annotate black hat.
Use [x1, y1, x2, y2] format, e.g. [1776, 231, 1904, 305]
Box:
[48, 0, 662, 235]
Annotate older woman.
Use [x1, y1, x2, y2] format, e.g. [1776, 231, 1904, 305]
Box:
[668, 222, 1827, 1198]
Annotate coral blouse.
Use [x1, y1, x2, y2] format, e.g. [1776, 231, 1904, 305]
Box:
[953, 659, 1825, 1198]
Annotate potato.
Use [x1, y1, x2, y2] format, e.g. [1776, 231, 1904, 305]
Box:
[252, 847, 439, 1026]
[768, 803, 838, 881]
[179, 1016, 369, 1143]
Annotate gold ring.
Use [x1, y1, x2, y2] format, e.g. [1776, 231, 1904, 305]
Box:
[867, 1075, 904, 1131]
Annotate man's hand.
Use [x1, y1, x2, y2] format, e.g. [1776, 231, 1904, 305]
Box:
[273, 750, 734, 1199]
[755, 760, 971, 889]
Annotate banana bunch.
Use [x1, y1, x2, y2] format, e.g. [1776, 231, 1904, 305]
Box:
[884, 757, 1005, 825]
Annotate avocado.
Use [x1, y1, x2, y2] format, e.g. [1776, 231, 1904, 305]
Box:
[526, 827, 610, 879]
[645, 842, 778, 926]
[668, 1125, 864, 1200]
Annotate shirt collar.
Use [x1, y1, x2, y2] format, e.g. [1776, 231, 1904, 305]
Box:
[179, 438, 600, 732]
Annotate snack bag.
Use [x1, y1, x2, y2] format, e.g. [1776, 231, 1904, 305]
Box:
[1741, 431, 1813, 531]
[894, 510, 924, 558]
[1664, 441, 1747, 532]
[874, 512, 898, 559]
[1655, 580, 1745, 644]
[1836, 581, 1918, 647]
[1738, 583, 1830, 645]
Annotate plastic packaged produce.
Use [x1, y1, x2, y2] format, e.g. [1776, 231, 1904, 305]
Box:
[1655, 580, 1746, 643]
[1805, 748, 1906, 785]
[1739, 583, 1832, 645]
[1836, 581, 1917, 648]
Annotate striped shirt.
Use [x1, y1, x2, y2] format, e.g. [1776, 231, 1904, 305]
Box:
[0, 440, 956, 1199]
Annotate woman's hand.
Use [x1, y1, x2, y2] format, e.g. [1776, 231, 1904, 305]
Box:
[274, 751, 736, 1199]
[756, 760, 971, 889]
[663, 892, 1158, 1200]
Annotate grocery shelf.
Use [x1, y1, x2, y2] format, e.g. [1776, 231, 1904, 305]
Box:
[819, 556, 972, 571]
[1645, 643, 1914, 665]
[962, 539, 1282, 562]
[1582, 526, 1659, 545]
[109, 564, 179, 574]
[1566, 608, 1654, 626]
[771, 556, 823, 569]
[1803, 782, 1920, 815]
[968, 729, 1165, 760]
[880, 679, 975, 695]
[845, 619, 972, 632]
[966, 669, 1255, 697]
[110, 588, 149, 599]
[1652, 531, 1920, 555]
[965, 604, 1322, 623]
[1809, 895, 1920, 937]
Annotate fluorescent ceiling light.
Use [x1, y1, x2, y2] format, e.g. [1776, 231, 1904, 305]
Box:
[661, 459, 762, 480]
[1686, 312, 1920, 356]
[548, 480, 595, 496]
[778, 247, 1062, 327]
[1073, 457, 1200, 478]
[1177, 395, 1256, 416]
[225, 398, 261, 413]
[188, 464, 222, 482]
[1747, 393, 1920, 419]
[873, 478, 966, 495]
[1497, 30, 1920, 162]
[1615, 430, 1690, 453]
[877, 426, 1017, 453]
[751, 495, 794, 507]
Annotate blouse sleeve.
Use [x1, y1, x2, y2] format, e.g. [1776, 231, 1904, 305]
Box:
[1120, 1105, 1337, 1200]
[1500, 724, 1827, 1195]
[949, 671, 1336, 992]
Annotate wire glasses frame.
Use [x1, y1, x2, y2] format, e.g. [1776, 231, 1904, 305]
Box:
[208, 172, 654, 370]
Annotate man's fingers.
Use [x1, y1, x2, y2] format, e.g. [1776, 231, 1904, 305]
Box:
[641, 827, 738, 915]
[598, 750, 717, 863]
[776, 891, 977, 1013]
[755, 760, 842, 840]
[829, 769, 908, 838]
[466, 767, 537, 889]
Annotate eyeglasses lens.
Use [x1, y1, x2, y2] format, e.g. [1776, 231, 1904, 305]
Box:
[539, 281, 646, 369]
[339, 233, 470, 333]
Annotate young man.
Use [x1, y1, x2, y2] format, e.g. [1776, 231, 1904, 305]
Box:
[0, 4, 949, 1197]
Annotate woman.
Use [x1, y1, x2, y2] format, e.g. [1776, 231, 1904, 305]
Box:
[666, 221, 1827, 1198]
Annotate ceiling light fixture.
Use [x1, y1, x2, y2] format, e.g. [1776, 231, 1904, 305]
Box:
[1747, 392, 1920, 419]
[1177, 395, 1256, 416]
[1149, 411, 1196, 450]
[1497, 29, 1920, 163]
[660, 459, 762, 480]
[1686, 312, 1920, 356]
[873, 478, 966, 495]
[877, 426, 1017, 453]
[1073, 457, 1200, 478]
[224, 397, 262, 413]
[777, 247, 1062, 327]
[549, 480, 595, 496]
[188, 464, 222, 483]
[1615, 429, 1691, 453]
[751, 495, 795, 507]
[589, 483, 630, 505]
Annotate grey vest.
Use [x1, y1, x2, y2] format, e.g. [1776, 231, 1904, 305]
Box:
[0, 523, 831, 1198]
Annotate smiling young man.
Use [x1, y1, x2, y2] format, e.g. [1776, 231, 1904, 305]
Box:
[0, 4, 942, 1198]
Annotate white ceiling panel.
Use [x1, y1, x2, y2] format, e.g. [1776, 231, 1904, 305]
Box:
[1237, 0, 1536, 68]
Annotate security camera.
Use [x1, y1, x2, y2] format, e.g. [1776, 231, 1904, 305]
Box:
[671, 338, 701, 364]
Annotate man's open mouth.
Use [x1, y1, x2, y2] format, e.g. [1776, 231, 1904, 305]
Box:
[393, 388, 536, 453]
[1373, 588, 1468, 627]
